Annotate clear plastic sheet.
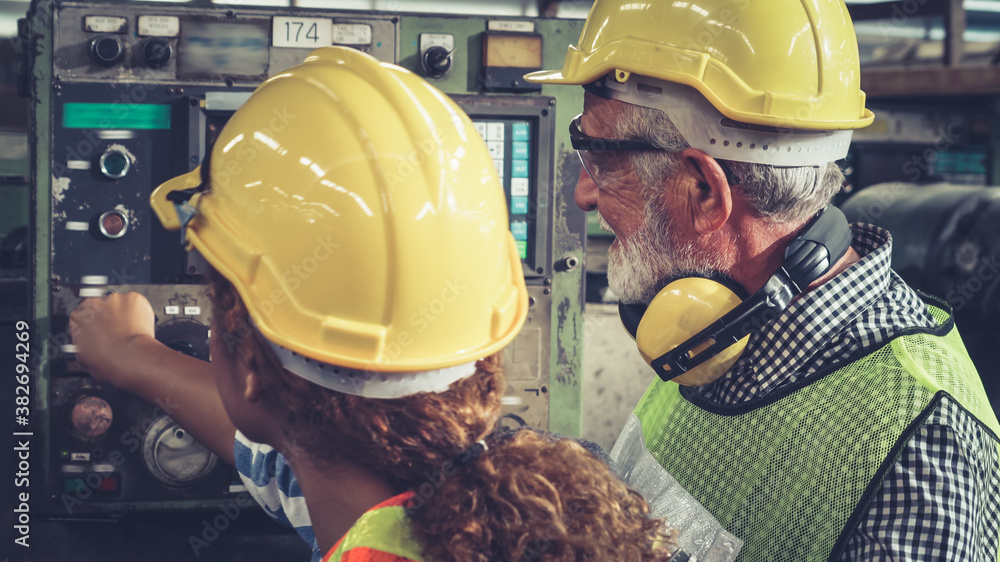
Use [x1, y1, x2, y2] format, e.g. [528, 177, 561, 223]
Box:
[610, 413, 743, 562]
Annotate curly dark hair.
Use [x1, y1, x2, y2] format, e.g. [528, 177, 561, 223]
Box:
[207, 267, 677, 561]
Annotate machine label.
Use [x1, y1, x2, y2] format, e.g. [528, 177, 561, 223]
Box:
[487, 20, 535, 33]
[83, 16, 127, 34]
[137, 16, 179, 37]
[332, 23, 372, 45]
[272, 16, 332, 48]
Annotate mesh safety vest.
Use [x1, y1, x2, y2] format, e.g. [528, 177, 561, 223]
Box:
[632, 302, 1000, 561]
[323, 493, 424, 562]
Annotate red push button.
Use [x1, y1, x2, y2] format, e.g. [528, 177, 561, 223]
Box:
[98, 210, 128, 239]
[98, 475, 119, 493]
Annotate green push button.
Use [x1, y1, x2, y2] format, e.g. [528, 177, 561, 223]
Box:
[512, 122, 529, 142]
[510, 220, 528, 241]
[64, 478, 87, 494]
[512, 142, 529, 160]
[516, 240, 528, 259]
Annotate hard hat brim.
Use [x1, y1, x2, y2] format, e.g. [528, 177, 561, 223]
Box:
[150, 167, 203, 231]
[523, 69, 586, 84]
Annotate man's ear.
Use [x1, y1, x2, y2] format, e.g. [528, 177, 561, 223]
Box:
[681, 148, 733, 235]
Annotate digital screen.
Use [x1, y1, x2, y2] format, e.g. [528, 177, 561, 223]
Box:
[179, 20, 269, 78]
[472, 119, 534, 262]
[62, 103, 171, 129]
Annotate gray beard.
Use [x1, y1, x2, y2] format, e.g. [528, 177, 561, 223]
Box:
[599, 202, 723, 304]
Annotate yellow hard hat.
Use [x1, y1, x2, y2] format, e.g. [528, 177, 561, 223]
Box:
[525, 0, 874, 131]
[151, 47, 527, 395]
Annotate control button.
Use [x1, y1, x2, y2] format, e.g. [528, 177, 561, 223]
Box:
[510, 196, 529, 215]
[510, 220, 528, 241]
[89, 35, 125, 67]
[511, 178, 529, 196]
[486, 123, 505, 141]
[512, 160, 529, 178]
[512, 122, 530, 142]
[99, 149, 131, 179]
[487, 141, 504, 159]
[98, 210, 129, 239]
[71, 396, 113, 439]
[63, 477, 87, 494]
[473, 122, 487, 140]
[97, 475, 119, 493]
[142, 38, 172, 67]
[421, 45, 452, 78]
[512, 142, 529, 160]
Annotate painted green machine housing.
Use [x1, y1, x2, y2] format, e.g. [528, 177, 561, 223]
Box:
[396, 16, 587, 436]
[27, 0, 587, 518]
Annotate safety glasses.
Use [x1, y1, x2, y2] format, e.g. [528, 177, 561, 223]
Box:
[569, 114, 660, 191]
[569, 113, 740, 189]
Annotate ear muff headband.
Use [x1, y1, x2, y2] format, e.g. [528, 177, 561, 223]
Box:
[629, 205, 852, 384]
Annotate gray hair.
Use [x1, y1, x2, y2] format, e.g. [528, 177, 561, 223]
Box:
[612, 103, 845, 224]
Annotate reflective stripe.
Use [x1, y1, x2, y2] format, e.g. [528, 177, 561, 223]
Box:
[610, 413, 742, 562]
[324, 500, 423, 562]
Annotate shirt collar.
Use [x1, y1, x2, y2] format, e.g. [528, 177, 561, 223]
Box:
[696, 224, 894, 401]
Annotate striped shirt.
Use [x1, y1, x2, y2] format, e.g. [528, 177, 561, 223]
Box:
[234, 431, 321, 562]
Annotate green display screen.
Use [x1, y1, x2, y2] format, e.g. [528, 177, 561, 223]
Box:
[63, 103, 171, 130]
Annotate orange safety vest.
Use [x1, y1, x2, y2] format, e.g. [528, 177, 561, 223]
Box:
[324, 492, 424, 562]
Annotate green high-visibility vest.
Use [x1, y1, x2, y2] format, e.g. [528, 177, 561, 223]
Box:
[324, 494, 424, 562]
[633, 301, 1000, 561]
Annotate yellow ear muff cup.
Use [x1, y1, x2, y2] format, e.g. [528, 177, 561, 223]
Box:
[635, 277, 750, 386]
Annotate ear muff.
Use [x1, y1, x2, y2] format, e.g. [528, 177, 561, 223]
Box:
[622, 205, 853, 386]
[634, 278, 750, 386]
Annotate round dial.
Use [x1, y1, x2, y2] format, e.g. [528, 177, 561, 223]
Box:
[142, 415, 217, 486]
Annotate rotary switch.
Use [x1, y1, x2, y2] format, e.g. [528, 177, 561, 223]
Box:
[142, 38, 172, 67]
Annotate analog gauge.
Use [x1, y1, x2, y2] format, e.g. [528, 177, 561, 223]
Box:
[142, 415, 217, 486]
[71, 396, 113, 439]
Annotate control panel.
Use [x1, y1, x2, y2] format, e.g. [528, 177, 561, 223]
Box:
[25, 0, 585, 524]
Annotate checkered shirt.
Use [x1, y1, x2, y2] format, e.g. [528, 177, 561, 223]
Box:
[694, 223, 1000, 561]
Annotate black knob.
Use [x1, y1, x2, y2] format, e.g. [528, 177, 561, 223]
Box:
[90, 35, 124, 67]
[142, 38, 171, 67]
[422, 46, 452, 78]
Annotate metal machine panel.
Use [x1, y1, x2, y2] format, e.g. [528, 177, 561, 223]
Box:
[22, 1, 585, 537]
